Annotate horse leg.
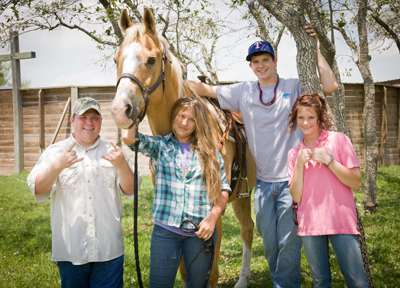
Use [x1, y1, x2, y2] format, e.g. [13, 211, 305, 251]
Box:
[209, 214, 222, 288]
[179, 257, 187, 288]
[178, 214, 221, 288]
[231, 196, 254, 288]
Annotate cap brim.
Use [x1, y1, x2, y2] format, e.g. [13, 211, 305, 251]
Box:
[75, 107, 101, 116]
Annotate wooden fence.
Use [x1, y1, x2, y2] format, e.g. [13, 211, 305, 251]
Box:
[0, 83, 399, 175]
[0, 85, 152, 176]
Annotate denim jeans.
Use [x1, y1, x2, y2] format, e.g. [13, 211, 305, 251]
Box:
[254, 179, 302, 288]
[149, 224, 217, 288]
[302, 234, 369, 288]
[58, 254, 124, 288]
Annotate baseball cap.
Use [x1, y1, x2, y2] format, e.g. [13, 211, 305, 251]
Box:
[246, 41, 275, 61]
[72, 97, 102, 116]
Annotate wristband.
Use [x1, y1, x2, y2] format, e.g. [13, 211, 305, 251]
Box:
[325, 155, 334, 167]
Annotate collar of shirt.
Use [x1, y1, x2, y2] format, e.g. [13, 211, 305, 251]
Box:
[71, 134, 101, 151]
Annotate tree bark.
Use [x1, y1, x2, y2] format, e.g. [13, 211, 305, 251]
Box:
[302, 0, 348, 134]
[357, 0, 379, 214]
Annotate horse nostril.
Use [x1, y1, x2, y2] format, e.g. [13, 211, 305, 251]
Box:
[125, 104, 132, 119]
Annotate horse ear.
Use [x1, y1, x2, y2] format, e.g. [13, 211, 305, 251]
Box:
[120, 9, 133, 32]
[143, 7, 157, 36]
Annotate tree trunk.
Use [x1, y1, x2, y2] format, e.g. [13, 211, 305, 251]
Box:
[302, 0, 347, 134]
[357, 0, 379, 214]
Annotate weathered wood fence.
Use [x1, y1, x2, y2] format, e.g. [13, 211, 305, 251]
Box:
[0, 85, 152, 175]
[0, 83, 399, 175]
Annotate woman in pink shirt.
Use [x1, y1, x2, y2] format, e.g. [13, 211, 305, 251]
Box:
[287, 93, 368, 287]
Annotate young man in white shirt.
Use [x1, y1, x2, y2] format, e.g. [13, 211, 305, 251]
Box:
[28, 97, 140, 288]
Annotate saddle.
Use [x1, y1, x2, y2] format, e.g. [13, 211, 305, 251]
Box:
[202, 97, 250, 198]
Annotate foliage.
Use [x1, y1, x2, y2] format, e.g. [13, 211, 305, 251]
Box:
[1, 167, 400, 287]
[0, 62, 11, 86]
[0, 61, 30, 88]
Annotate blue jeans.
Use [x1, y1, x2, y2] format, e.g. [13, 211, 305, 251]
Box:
[254, 179, 302, 288]
[58, 255, 124, 288]
[149, 224, 217, 288]
[302, 234, 369, 288]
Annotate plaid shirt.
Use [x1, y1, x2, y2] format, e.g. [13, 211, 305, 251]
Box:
[131, 132, 231, 228]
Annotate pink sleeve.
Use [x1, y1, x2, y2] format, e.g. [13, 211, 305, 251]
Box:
[287, 148, 297, 186]
[336, 133, 360, 168]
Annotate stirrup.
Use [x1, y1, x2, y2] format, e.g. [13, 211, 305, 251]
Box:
[236, 177, 250, 198]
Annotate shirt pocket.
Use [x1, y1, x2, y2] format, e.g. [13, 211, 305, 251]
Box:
[97, 159, 117, 189]
[59, 163, 80, 190]
[160, 148, 174, 165]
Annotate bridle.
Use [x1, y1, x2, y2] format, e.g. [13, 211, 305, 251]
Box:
[115, 43, 171, 127]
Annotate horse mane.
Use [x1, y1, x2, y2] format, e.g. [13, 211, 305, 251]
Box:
[124, 23, 183, 98]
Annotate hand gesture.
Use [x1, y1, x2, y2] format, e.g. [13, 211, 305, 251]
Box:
[312, 141, 331, 165]
[305, 22, 318, 45]
[296, 143, 312, 167]
[196, 214, 217, 241]
[55, 142, 83, 170]
[102, 142, 126, 169]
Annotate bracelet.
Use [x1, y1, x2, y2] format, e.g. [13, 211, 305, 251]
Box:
[325, 155, 334, 167]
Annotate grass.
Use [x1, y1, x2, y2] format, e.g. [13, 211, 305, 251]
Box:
[1, 166, 399, 287]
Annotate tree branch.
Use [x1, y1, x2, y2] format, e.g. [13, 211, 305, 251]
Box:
[367, 5, 400, 53]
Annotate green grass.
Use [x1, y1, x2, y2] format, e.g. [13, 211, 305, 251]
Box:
[1, 166, 399, 287]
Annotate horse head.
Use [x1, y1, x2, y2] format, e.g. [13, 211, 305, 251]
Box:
[111, 8, 182, 130]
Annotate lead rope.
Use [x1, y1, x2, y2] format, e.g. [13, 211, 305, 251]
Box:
[133, 128, 144, 288]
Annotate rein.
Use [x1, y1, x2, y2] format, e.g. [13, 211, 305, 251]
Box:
[133, 134, 143, 288]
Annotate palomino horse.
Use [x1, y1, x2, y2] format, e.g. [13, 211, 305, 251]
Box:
[111, 8, 256, 288]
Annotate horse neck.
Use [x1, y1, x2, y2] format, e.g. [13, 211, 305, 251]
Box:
[146, 63, 181, 136]
[146, 91, 177, 136]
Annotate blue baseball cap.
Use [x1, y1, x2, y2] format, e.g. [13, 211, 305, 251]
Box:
[246, 41, 275, 61]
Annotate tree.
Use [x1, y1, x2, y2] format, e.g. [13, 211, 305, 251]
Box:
[333, 1, 379, 214]
[300, 0, 348, 135]
[155, 0, 239, 83]
[366, 0, 400, 53]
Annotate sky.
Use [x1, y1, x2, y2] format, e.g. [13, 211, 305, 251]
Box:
[2, 5, 400, 89]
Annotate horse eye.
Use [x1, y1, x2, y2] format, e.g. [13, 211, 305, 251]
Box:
[147, 57, 156, 65]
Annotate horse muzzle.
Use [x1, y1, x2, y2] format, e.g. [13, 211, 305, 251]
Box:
[110, 94, 140, 129]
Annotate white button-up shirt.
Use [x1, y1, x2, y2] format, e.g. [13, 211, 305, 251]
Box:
[27, 135, 140, 265]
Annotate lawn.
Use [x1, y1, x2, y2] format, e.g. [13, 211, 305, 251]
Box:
[0, 166, 399, 287]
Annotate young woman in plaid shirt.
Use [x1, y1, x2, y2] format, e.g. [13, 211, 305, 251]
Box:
[123, 97, 231, 288]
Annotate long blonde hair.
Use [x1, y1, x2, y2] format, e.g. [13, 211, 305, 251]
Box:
[171, 97, 222, 204]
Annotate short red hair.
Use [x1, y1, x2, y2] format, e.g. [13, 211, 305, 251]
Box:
[287, 93, 331, 133]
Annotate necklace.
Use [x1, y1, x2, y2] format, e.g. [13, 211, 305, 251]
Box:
[258, 74, 280, 106]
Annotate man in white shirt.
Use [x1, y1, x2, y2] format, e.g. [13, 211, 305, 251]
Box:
[27, 97, 140, 288]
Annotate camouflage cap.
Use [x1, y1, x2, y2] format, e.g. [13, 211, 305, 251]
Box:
[72, 97, 101, 116]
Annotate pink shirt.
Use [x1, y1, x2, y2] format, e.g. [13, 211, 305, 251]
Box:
[288, 130, 360, 236]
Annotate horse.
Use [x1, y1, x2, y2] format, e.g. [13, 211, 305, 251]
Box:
[111, 8, 256, 288]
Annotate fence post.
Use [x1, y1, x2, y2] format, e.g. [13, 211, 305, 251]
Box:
[39, 89, 45, 154]
[398, 88, 400, 165]
[379, 86, 387, 167]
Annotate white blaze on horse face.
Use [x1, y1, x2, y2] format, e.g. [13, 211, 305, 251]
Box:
[118, 42, 143, 94]
[122, 42, 142, 74]
[112, 42, 143, 129]
[115, 42, 143, 102]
